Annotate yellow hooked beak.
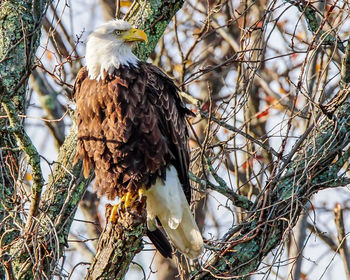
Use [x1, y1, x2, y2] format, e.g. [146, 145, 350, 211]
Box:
[123, 28, 148, 43]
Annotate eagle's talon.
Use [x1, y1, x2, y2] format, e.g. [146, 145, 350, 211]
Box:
[110, 203, 119, 223]
[110, 193, 128, 223]
[124, 191, 143, 208]
[124, 192, 133, 209]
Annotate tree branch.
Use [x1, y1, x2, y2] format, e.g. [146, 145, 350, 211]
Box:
[84, 200, 146, 280]
[124, 0, 184, 61]
[307, 222, 338, 252]
[1, 99, 44, 231]
[189, 171, 253, 211]
[193, 101, 350, 279]
[0, 0, 50, 277]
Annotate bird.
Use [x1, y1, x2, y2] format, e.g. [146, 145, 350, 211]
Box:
[73, 19, 203, 259]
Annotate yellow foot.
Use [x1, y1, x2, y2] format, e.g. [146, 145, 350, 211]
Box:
[110, 194, 126, 223]
[110, 189, 145, 223]
[125, 188, 145, 207]
[124, 192, 134, 208]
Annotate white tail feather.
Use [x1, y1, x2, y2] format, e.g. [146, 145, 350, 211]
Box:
[144, 166, 203, 259]
[158, 197, 203, 259]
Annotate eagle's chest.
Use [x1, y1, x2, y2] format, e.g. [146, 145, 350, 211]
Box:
[74, 65, 179, 200]
[79, 73, 153, 137]
[103, 77, 158, 144]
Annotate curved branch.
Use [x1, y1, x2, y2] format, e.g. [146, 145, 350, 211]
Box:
[1, 100, 44, 231]
[85, 200, 146, 280]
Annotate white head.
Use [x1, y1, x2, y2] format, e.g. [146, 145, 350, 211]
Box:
[85, 20, 148, 80]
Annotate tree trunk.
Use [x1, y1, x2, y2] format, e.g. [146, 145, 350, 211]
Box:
[0, 1, 50, 278]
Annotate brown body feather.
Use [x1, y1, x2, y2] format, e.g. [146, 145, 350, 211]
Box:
[74, 63, 192, 202]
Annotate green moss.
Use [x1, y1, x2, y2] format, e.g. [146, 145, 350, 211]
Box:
[0, 1, 42, 97]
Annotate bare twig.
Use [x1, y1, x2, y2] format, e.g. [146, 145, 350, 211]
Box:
[68, 233, 95, 262]
[1, 100, 44, 232]
[30, 69, 66, 147]
[307, 222, 338, 252]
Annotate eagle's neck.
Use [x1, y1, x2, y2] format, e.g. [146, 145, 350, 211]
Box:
[85, 38, 139, 80]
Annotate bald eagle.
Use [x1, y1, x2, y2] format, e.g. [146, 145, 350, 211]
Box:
[74, 20, 203, 259]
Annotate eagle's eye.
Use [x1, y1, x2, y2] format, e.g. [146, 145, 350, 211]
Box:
[115, 30, 122, 35]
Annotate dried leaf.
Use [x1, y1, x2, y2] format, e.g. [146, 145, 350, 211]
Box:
[120, 0, 132, 7]
[25, 173, 32, 181]
[256, 109, 269, 119]
[46, 51, 54, 61]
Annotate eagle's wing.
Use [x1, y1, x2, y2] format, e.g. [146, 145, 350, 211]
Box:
[142, 63, 193, 203]
[142, 63, 203, 259]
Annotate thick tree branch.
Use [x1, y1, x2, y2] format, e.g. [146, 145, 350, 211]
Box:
[341, 39, 350, 85]
[84, 200, 146, 280]
[193, 101, 350, 279]
[124, 0, 184, 61]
